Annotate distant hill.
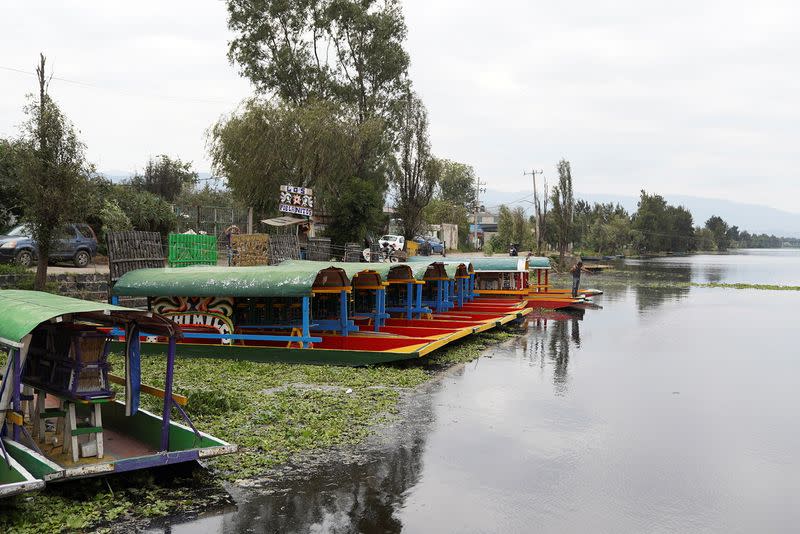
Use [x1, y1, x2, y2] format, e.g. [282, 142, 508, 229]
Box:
[482, 189, 800, 238]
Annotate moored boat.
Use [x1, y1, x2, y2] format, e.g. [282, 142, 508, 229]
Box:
[0, 290, 234, 497]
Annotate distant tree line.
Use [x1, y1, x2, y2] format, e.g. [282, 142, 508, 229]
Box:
[488, 166, 798, 261]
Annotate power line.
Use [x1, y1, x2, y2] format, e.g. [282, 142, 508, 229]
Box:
[0, 64, 236, 106]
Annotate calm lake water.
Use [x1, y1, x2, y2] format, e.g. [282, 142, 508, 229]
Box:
[150, 249, 800, 533]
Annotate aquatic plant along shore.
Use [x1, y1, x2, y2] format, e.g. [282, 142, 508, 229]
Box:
[0, 329, 517, 533]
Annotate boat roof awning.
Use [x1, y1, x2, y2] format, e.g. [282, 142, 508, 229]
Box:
[261, 216, 307, 227]
[0, 290, 178, 348]
[112, 264, 350, 298]
[445, 257, 550, 271]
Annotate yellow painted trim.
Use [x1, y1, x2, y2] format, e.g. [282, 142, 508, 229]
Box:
[312, 286, 353, 294]
[6, 410, 23, 426]
[474, 289, 528, 295]
[108, 373, 188, 406]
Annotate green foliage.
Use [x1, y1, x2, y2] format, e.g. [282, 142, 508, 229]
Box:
[112, 184, 177, 235]
[694, 226, 715, 250]
[391, 93, 439, 239]
[630, 190, 695, 254]
[549, 159, 576, 262]
[98, 199, 132, 238]
[129, 155, 198, 202]
[0, 469, 228, 534]
[705, 215, 730, 251]
[437, 159, 476, 208]
[491, 205, 533, 251]
[325, 176, 387, 244]
[226, 0, 410, 124]
[209, 98, 389, 243]
[15, 56, 90, 289]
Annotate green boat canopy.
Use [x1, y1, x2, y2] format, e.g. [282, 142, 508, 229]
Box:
[112, 264, 353, 298]
[413, 256, 550, 270]
[0, 290, 176, 347]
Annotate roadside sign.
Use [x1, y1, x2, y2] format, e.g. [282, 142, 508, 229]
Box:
[279, 185, 313, 217]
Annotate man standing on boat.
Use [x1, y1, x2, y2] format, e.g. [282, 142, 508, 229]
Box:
[570, 260, 591, 297]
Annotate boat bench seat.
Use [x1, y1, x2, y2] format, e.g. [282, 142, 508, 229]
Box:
[29, 385, 113, 463]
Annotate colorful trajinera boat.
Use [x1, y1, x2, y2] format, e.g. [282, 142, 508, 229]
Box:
[110, 261, 530, 366]
[431, 256, 602, 308]
[0, 290, 234, 498]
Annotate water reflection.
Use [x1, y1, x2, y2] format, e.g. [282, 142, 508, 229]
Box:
[525, 310, 584, 395]
[148, 380, 438, 534]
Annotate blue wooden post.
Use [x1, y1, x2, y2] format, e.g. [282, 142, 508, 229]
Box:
[12, 348, 20, 441]
[436, 281, 443, 313]
[302, 296, 311, 348]
[415, 284, 423, 318]
[458, 278, 465, 308]
[376, 289, 384, 331]
[161, 335, 176, 452]
[110, 295, 119, 305]
[406, 282, 413, 319]
[469, 274, 476, 301]
[339, 290, 349, 336]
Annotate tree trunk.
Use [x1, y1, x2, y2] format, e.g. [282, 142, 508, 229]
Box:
[34, 253, 48, 291]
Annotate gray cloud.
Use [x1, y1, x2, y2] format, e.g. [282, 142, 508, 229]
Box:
[1, 1, 797, 212]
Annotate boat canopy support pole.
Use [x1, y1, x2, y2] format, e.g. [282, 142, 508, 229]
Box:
[405, 282, 413, 320]
[161, 335, 176, 452]
[12, 347, 20, 442]
[469, 274, 476, 301]
[302, 296, 311, 349]
[458, 278, 465, 308]
[339, 290, 348, 337]
[415, 284, 423, 318]
[375, 289, 386, 332]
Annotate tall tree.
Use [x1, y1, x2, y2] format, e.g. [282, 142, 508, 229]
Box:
[391, 93, 439, 240]
[705, 215, 730, 251]
[631, 190, 670, 252]
[16, 54, 88, 289]
[226, 0, 410, 125]
[437, 159, 476, 208]
[549, 159, 576, 264]
[209, 98, 389, 244]
[129, 155, 198, 202]
[667, 205, 695, 252]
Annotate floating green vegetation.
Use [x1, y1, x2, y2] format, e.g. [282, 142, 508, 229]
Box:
[0, 468, 229, 534]
[548, 272, 800, 292]
[1, 326, 520, 531]
[691, 282, 800, 291]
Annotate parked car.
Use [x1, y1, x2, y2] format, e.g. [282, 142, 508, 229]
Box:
[412, 235, 445, 255]
[378, 234, 405, 251]
[0, 223, 98, 268]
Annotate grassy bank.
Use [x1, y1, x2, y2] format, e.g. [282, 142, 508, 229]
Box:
[0, 329, 518, 533]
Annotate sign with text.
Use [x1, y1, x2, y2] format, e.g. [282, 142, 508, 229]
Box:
[279, 185, 314, 217]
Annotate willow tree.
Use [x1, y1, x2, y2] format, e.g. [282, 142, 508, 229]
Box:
[391, 93, 440, 240]
[209, 98, 389, 243]
[221, 0, 412, 243]
[17, 54, 88, 289]
[549, 159, 576, 265]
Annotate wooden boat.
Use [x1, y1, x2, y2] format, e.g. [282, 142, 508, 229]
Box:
[0, 290, 234, 498]
[110, 261, 527, 366]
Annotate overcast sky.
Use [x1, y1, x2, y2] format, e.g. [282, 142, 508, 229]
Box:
[1, 1, 798, 212]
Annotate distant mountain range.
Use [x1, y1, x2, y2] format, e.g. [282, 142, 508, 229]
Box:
[482, 189, 800, 238]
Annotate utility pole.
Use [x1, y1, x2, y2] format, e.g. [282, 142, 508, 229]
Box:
[524, 169, 543, 254]
[473, 175, 487, 249]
